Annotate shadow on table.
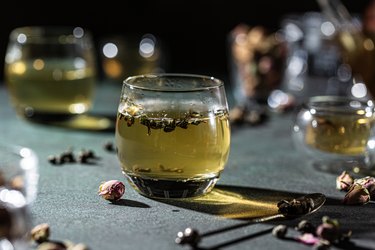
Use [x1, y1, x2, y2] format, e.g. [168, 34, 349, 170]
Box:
[27, 113, 116, 132]
[159, 185, 375, 250]
[159, 185, 316, 220]
[111, 198, 151, 208]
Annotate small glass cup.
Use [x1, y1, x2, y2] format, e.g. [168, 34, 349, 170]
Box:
[115, 74, 231, 199]
[292, 95, 375, 175]
[0, 144, 39, 249]
[4, 26, 97, 122]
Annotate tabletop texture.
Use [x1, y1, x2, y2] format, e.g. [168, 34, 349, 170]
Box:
[1, 82, 374, 250]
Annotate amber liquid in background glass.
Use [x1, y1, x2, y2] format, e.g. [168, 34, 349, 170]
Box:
[115, 101, 231, 198]
[5, 59, 95, 121]
[304, 113, 373, 155]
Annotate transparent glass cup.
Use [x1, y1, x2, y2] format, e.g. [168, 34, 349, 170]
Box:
[292, 95, 375, 175]
[0, 144, 39, 249]
[4, 26, 97, 122]
[115, 74, 231, 199]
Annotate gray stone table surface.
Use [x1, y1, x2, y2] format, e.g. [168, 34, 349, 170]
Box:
[1, 83, 375, 250]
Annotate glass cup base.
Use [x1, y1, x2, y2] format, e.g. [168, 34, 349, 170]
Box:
[125, 174, 218, 199]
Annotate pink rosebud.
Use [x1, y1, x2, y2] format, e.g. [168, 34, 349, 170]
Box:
[336, 171, 353, 191]
[354, 176, 375, 198]
[98, 180, 125, 202]
[343, 183, 370, 205]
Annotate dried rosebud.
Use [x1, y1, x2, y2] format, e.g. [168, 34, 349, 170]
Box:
[316, 222, 340, 242]
[354, 176, 375, 198]
[31, 223, 50, 243]
[98, 180, 125, 202]
[295, 220, 315, 234]
[343, 183, 370, 205]
[272, 224, 288, 238]
[336, 171, 354, 191]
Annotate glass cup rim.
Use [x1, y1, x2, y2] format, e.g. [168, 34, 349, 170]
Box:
[303, 95, 375, 115]
[123, 73, 224, 92]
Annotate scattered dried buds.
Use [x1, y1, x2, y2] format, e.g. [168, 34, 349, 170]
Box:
[273, 216, 352, 248]
[48, 148, 99, 166]
[31, 223, 90, 250]
[98, 180, 125, 202]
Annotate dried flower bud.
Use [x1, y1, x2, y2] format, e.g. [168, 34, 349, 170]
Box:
[354, 176, 375, 198]
[316, 222, 340, 242]
[98, 180, 125, 202]
[295, 220, 315, 234]
[31, 223, 50, 243]
[272, 224, 288, 238]
[343, 183, 370, 205]
[336, 171, 354, 191]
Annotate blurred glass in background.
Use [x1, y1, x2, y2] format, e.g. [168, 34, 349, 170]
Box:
[229, 0, 375, 118]
[228, 24, 287, 124]
[4, 26, 97, 122]
[100, 33, 166, 83]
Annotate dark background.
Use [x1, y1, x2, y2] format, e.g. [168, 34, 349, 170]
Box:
[0, 0, 369, 83]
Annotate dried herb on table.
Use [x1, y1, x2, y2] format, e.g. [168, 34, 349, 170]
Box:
[48, 148, 99, 166]
[277, 197, 315, 217]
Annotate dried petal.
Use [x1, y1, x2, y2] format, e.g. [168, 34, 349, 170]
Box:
[336, 171, 353, 191]
[98, 180, 125, 202]
[343, 183, 370, 205]
[298, 233, 320, 245]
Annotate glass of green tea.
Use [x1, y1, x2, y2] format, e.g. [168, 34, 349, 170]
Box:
[115, 74, 231, 199]
[4, 26, 97, 122]
[292, 95, 375, 175]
